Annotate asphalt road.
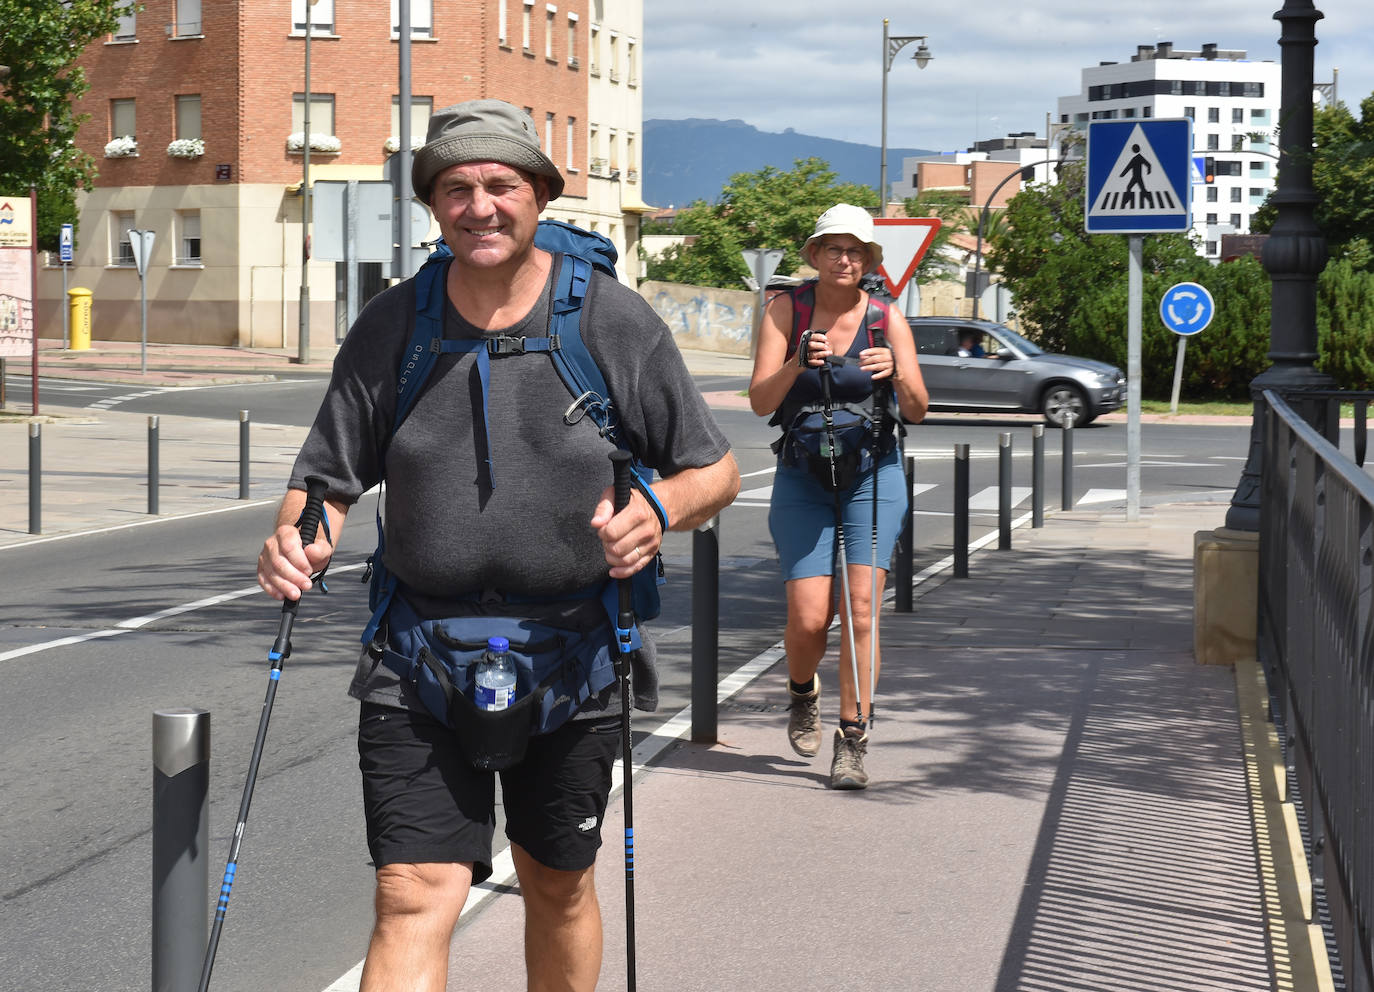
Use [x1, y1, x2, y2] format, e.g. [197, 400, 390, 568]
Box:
[0, 372, 1256, 991]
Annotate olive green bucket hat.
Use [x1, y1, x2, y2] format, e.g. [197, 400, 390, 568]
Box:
[411, 99, 565, 204]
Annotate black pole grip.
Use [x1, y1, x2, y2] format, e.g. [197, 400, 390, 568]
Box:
[297, 476, 329, 547]
[609, 451, 635, 625]
[611, 450, 633, 515]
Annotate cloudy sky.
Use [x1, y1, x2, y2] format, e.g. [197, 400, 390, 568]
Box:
[642, 0, 1370, 154]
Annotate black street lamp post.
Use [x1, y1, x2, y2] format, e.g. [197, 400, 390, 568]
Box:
[1225, 0, 1331, 531]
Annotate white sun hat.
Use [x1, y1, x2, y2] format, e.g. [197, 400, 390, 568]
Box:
[802, 203, 884, 273]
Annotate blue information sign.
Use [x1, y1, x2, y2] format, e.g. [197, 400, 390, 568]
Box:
[1085, 119, 1193, 234]
[1159, 282, 1215, 336]
[59, 223, 74, 263]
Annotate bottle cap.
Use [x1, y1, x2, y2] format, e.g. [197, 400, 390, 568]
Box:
[487, 636, 510, 652]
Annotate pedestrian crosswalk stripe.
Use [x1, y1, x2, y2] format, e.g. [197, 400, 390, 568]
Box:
[1077, 488, 1128, 505]
[968, 486, 1031, 511]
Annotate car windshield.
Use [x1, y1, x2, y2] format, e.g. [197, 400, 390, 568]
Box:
[990, 324, 1044, 356]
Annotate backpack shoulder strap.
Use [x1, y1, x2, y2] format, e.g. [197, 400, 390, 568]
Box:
[783, 281, 817, 360]
[394, 244, 454, 433]
[865, 294, 889, 350]
[547, 252, 615, 436]
[545, 254, 670, 538]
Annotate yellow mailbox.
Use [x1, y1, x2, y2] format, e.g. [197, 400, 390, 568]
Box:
[68, 287, 92, 350]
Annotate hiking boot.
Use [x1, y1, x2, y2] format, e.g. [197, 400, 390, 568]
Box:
[787, 675, 822, 757]
[830, 727, 869, 790]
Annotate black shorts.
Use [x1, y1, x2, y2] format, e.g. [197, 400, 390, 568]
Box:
[357, 702, 622, 884]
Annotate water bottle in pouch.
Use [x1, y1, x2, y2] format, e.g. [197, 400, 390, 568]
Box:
[474, 636, 516, 712]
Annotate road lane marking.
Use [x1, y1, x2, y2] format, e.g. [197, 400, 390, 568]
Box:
[0, 561, 367, 663]
[0, 499, 281, 551]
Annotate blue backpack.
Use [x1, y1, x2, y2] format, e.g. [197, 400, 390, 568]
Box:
[361, 220, 667, 649]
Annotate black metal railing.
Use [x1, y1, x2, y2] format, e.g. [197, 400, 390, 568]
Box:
[1259, 389, 1374, 991]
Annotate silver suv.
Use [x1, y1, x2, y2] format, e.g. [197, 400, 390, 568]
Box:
[908, 317, 1125, 426]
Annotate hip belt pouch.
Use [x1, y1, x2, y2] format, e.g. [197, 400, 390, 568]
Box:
[380, 596, 618, 771]
[781, 409, 891, 493]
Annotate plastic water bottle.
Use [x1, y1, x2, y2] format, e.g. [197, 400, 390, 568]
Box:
[474, 636, 516, 712]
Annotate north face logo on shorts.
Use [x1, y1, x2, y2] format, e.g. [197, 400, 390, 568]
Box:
[577, 816, 598, 832]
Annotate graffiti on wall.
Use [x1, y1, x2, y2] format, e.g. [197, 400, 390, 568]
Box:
[641, 281, 754, 357]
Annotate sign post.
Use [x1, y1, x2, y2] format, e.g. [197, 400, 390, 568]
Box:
[1085, 119, 1193, 521]
[1159, 281, 1215, 413]
[60, 223, 74, 349]
[128, 228, 156, 375]
[740, 248, 783, 357]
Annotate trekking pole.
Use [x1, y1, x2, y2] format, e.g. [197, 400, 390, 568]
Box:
[868, 382, 884, 729]
[198, 476, 328, 992]
[609, 450, 639, 992]
[820, 359, 863, 725]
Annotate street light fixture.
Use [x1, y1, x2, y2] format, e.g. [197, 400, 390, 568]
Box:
[880, 19, 932, 215]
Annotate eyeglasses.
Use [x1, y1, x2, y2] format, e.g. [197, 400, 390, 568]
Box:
[819, 244, 868, 263]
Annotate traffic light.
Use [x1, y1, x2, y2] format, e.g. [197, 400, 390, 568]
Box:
[1203, 157, 1216, 183]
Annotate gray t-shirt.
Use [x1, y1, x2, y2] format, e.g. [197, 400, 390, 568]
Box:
[289, 255, 730, 712]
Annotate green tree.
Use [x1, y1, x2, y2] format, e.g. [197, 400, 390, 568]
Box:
[1252, 94, 1374, 269]
[645, 158, 877, 289]
[899, 189, 971, 283]
[1317, 258, 1374, 388]
[0, 0, 127, 251]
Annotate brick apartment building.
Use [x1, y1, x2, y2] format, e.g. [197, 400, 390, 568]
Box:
[40, 0, 649, 349]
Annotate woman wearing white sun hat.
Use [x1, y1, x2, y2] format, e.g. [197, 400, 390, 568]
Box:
[748, 203, 928, 789]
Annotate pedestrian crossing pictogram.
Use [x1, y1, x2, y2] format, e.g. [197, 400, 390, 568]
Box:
[1085, 119, 1192, 234]
[1090, 127, 1181, 213]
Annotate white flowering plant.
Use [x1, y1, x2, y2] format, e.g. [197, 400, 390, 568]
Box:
[104, 136, 139, 158]
[286, 132, 342, 153]
[167, 138, 205, 159]
[384, 134, 425, 154]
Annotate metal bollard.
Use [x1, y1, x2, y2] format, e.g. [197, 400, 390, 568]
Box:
[1061, 411, 1075, 511]
[153, 708, 209, 992]
[691, 516, 720, 744]
[1032, 424, 1045, 528]
[954, 443, 969, 579]
[148, 415, 160, 515]
[895, 454, 915, 612]
[29, 423, 41, 535]
[998, 432, 1012, 550]
[239, 410, 251, 500]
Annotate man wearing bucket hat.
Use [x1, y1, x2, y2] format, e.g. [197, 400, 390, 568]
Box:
[748, 203, 928, 790]
[258, 99, 738, 990]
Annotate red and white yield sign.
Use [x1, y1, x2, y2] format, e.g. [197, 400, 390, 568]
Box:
[872, 217, 941, 298]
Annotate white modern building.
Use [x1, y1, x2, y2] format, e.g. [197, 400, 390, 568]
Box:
[1057, 42, 1281, 258]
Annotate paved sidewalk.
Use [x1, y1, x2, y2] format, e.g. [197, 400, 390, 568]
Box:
[438, 501, 1275, 991]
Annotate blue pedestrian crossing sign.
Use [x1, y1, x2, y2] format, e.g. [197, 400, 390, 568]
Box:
[59, 223, 74, 263]
[1159, 282, 1214, 336]
[1085, 119, 1193, 234]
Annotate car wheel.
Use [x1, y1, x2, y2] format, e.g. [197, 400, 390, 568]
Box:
[1042, 384, 1093, 427]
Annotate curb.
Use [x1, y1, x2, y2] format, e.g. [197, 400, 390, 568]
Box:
[1235, 655, 1336, 992]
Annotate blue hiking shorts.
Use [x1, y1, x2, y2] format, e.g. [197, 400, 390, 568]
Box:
[768, 447, 909, 581]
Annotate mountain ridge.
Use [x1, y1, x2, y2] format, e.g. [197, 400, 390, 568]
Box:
[642, 117, 935, 209]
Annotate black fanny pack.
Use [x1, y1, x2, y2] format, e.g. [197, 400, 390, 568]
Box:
[376, 595, 618, 771]
[775, 404, 894, 492]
